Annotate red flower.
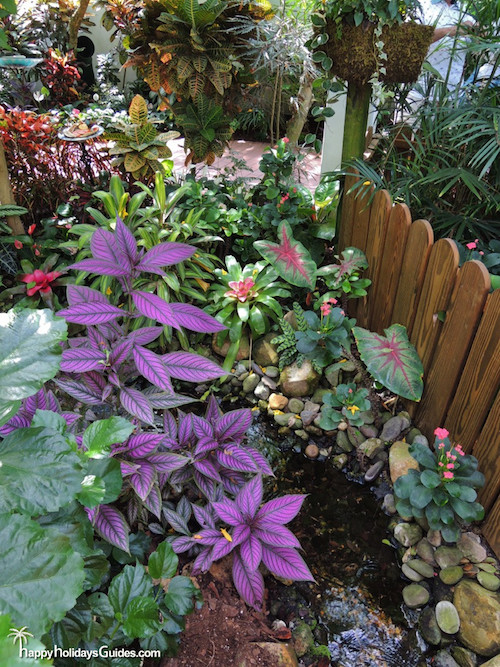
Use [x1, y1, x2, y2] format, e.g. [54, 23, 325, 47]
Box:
[21, 269, 62, 296]
[14, 239, 23, 249]
[27, 224, 36, 235]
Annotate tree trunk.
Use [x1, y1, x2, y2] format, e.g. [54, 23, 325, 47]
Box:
[341, 81, 371, 164]
[286, 69, 315, 147]
[68, 0, 91, 52]
[0, 142, 24, 235]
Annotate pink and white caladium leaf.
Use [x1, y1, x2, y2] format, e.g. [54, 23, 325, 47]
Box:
[353, 323, 424, 401]
[253, 221, 317, 289]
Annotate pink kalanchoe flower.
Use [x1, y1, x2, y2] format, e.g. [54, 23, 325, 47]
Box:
[320, 301, 332, 317]
[224, 278, 256, 303]
[466, 241, 477, 250]
[438, 443, 445, 449]
[14, 239, 23, 249]
[434, 427, 449, 440]
[282, 137, 290, 143]
[328, 297, 338, 305]
[446, 463, 454, 469]
[454, 444, 465, 456]
[438, 462, 444, 467]
[21, 269, 62, 296]
[446, 450, 452, 459]
[443, 471, 454, 480]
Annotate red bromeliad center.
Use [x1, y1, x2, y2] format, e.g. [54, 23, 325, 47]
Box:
[224, 278, 256, 302]
[21, 269, 61, 296]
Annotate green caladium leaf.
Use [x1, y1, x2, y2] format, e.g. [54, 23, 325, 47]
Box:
[353, 324, 423, 401]
[0, 427, 83, 515]
[123, 597, 162, 638]
[164, 576, 198, 616]
[108, 565, 152, 617]
[0, 614, 53, 666]
[0, 309, 67, 426]
[82, 417, 135, 458]
[0, 514, 85, 636]
[148, 541, 179, 580]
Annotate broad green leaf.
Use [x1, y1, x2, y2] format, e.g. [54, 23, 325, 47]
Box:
[393, 469, 420, 499]
[83, 417, 134, 458]
[31, 410, 68, 433]
[148, 541, 179, 580]
[123, 597, 162, 638]
[108, 565, 152, 616]
[0, 427, 83, 515]
[164, 576, 197, 616]
[409, 442, 436, 469]
[85, 458, 123, 504]
[0, 614, 53, 666]
[409, 484, 433, 510]
[0, 309, 67, 426]
[0, 514, 85, 637]
[353, 324, 423, 401]
[420, 469, 441, 489]
[77, 475, 106, 508]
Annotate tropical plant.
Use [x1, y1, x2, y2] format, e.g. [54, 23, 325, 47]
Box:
[316, 246, 371, 303]
[318, 382, 371, 429]
[39, 48, 82, 104]
[394, 427, 485, 543]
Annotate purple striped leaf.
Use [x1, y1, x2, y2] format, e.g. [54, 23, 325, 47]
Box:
[163, 411, 177, 439]
[108, 371, 121, 388]
[193, 416, 214, 439]
[85, 506, 98, 523]
[61, 412, 81, 429]
[178, 413, 194, 446]
[135, 242, 195, 273]
[231, 524, 251, 546]
[125, 433, 164, 458]
[120, 387, 154, 424]
[168, 303, 226, 333]
[147, 452, 189, 472]
[90, 227, 128, 266]
[220, 470, 246, 496]
[253, 525, 301, 550]
[86, 327, 103, 350]
[58, 301, 124, 325]
[115, 216, 138, 264]
[67, 284, 109, 306]
[191, 547, 214, 574]
[146, 392, 196, 409]
[215, 409, 252, 442]
[194, 436, 219, 457]
[93, 504, 130, 552]
[130, 461, 156, 500]
[205, 395, 221, 424]
[193, 458, 222, 482]
[211, 535, 235, 560]
[246, 447, 274, 477]
[142, 483, 162, 518]
[120, 461, 139, 476]
[85, 371, 107, 392]
[109, 339, 133, 367]
[55, 377, 102, 404]
[256, 494, 307, 527]
[261, 545, 314, 581]
[131, 291, 179, 327]
[127, 494, 139, 525]
[193, 471, 217, 500]
[170, 467, 192, 486]
[128, 327, 163, 345]
[171, 536, 196, 553]
[217, 444, 258, 473]
[61, 347, 106, 373]
[162, 508, 190, 535]
[191, 528, 222, 546]
[97, 321, 123, 340]
[235, 474, 263, 518]
[232, 552, 264, 610]
[133, 345, 173, 393]
[212, 497, 244, 527]
[240, 535, 262, 572]
[192, 503, 216, 529]
[0, 414, 31, 436]
[68, 258, 130, 276]
[162, 352, 226, 382]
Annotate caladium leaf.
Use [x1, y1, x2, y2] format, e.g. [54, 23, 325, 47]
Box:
[120, 386, 154, 424]
[353, 324, 424, 401]
[232, 551, 264, 610]
[133, 345, 173, 393]
[135, 242, 195, 274]
[131, 291, 179, 327]
[58, 301, 124, 325]
[253, 221, 317, 289]
[317, 247, 368, 284]
[261, 545, 314, 581]
[60, 347, 106, 373]
[168, 303, 227, 333]
[162, 352, 226, 382]
[92, 504, 130, 552]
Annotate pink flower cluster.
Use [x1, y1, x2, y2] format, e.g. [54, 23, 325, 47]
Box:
[466, 239, 478, 250]
[320, 297, 338, 317]
[434, 427, 465, 482]
[224, 278, 256, 303]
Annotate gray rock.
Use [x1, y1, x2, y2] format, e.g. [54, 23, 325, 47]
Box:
[416, 538, 437, 565]
[288, 398, 305, 414]
[291, 418, 303, 430]
[364, 460, 384, 482]
[360, 425, 379, 439]
[454, 581, 500, 656]
[235, 363, 248, 375]
[280, 361, 319, 398]
[336, 430, 353, 452]
[274, 412, 295, 427]
[458, 532, 487, 564]
[419, 606, 442, 645]
[332, 454, 348, 470]
[260, 375, 278, 391]
[359, 437, 384, 459]
[478, 656, 500, 667]
[412, 434, 429, 447]
[402, 562, 424, 582]
[242, 373, 260, 393]
[408, 559, 435, 578]
[305, 425, 323, 436]
[428, 529, 442, 547]
[339, 360, 356, 373]
[303, 400, 320, 414]
[311, 388, 334, 404]
[359, 410, 375, 424]
[380, 416, 406, 442]
[347, 428, 365, 447]
[434, 650, 460, 667]
[436, 600, 461, 634]
[450, 646, 478, 667]
[477, 572, 500, 592]
[254, 381, 270, 400]
[264, 366, 280, 378]
[394, 523, 423, 547]
[292, 621, 314, 658]
[439, 566, 464, 585]
[383, 494, 397, 515]
[389, 441, 420, 483]
[406, 428, 422, 444]
[402, 583, 429, 608]
[435, 546, 463, 569]
[324, 365, 340, 387]
[300, 411, 319, 427]
[253, 333, 279, 366]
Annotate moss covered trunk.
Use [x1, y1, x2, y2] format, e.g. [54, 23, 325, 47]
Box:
[341, 81, 371, 164]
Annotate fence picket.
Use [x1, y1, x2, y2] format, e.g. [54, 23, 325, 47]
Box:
[483, 495, 500, 562]
[475, 391, 500, 514]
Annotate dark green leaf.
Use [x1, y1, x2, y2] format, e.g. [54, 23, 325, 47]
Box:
[410, 485, 433, 510]
[123, 597, 162, 638]
[108, 565, 152, 615]
[164, 576, 197, 616]
[420, 469, 441, 489]
[148, 541, 179, 580]
[83, 417, 134, 458]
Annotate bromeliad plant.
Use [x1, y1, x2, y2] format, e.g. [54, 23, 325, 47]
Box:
[318, 382, 371, 430]
[394, 427, 485, 543]
[56, 216, 227, 423]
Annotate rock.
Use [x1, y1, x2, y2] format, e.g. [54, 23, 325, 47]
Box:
[311, 388, 333, 404]
[257, 400, 268, 410]
[479, 656, 500, 667]
[454, 581, 500, 656]
[339, 360, 356, 373]
[303, 400, 320, 414]
[380, 416, 406, 442]
[428, 529, 442, 547]
[415, 515, 430, 532]
[242, 373, 260, 393]
[458, 533, 487, 564]
[300, 410, 320, 427]
[402, 583, 429, 608]
[332, 454, 348, 470]
[413, 434, 429, 447]
[360, 425, 379, 439]
[364, 460, 384, 482]
[337, 421, 348, 431]
[389, 441, 419, 483]
[295, 429, 309, 441]
[434, 650, 460, 667]
[336, 430, 353, 452]
[269, 393, 289, 411]
[291, 418, 303, 430]
[416, 538, 437, 565]
[382, 493, 397, 514]
[280, 361, 319, 398]
[439, 566, 464, 585]
[260, 375, 278, 391]
[325, 365, 340, 387]
[359, 437, 384, 459]
[477, 563, 497, 573]
[305, 443, 319, 459]
[274, 413, 295, 427]
[265, 366, 280, 378]
[450, 646, 478, 667]
[408, 559, 435, 578]
[394, 523, 423, 547]
[435, 546, 463, 569]
[406, 428, 422, 444]
[292, 621, 315, 658]
[402, 562, 424, 582]
[305, 425, 323, 436]
[284, 310, 298, 329]
[419, 606, 442, 645]
[235, 641, 299, 667]
[212, 333, 250, 360]
[347, 428, 365, 447]
[253, 333, 279, 366]
[477, 572, 500, 592]
[254, 381, 270, 400]
[436, 600, 461, 634]
[288, 398, 305, 414]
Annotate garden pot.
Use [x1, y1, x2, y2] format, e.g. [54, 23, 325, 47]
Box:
[323, 21, 434, 86]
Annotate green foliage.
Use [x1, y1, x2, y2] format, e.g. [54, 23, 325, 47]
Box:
[294, 302, 352, 372]
[316, 246, 371, 302]
[0, 614, 53, 666]
[318, 382, 371, 429]
[0, 309, 67, 426]
[272, 318, 299, 371]
[394, 429, 485, 543]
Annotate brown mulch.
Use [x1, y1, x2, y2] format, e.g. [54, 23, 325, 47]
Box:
[161, 558, 280, 667]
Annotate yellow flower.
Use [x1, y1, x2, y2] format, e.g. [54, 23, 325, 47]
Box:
[251, 406, 260, 411]
[252, 268, 259, 277]
[274, 410, 283, 415]
[363, 180, 371, 186]
[106, 287, 112, 295]
[193, 534, 202, 540]
[221, 528, 232, 542]
[347, 405, 360, 415]
[221, 269, 227, 276]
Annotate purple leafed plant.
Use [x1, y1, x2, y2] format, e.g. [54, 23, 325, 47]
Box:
[56, 217, 227, 423]
[0, 387, 80, 437]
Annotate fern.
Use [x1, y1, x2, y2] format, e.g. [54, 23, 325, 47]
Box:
[293, 302, 308, 332]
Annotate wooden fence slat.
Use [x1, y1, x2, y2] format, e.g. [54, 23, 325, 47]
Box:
[482, 490, 500, 560]
[445, 289, 500, 452]
[349, 183, 374, 254]
[391, 219, 434, 335]
[475, 391, 500, 514]
[408, 238, 459, 374]
[365, 202, 411, 333]
[414, 260, 491, 436]
[338, 172, 359, 251]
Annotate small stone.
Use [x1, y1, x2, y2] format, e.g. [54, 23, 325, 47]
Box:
[265, 366, 280, 378]
[450, 646, 478, 667]
[324, 365, 340, 387]
[235, 363, 248, 375]
[383, 494, 397, 515]
[416, 538, 437, 565]
[360, 425, 378, 439]
[415, 516, 430, 532]
[260, 375, 278, 391]
[439, 566, 464, 585]
[280, 361, 319, 398]
[284, 310, 298, 329]
[257, 400, 268, 410]
[319, 448, 330, 457]
[394, 523, 423, 547]
[278, 426, 291, 436]
[332, 454, 348, 470]
[359, 437, 384, 459]
[419, 606, 442, 645]
[347, 428, 364, 447]
[336, 430, 353, 452]
[305, 425, 322, 436]
[300, 411, 319, 427]
[412, 434, 429, 447]
[406, 428, 422, 444]
[454, 580, 500, 656]
[269, 393, 289, 411]
[359, 410, 375, 424]
[364, 460, 384, 482]
[295, 429, 309, 441]
[213, 333, 250, 360]
[435, 546, 463, 569]
[436, 600, 460, 634]
[291, 418, 302, 430]
[402, 583, 429, 608]
[380, 416, 406, 442]
[337, 421, 348, 431]
[402, 562, 424, 582]
[477, 563, 497, 574]
[305, 443, 319, 459]
[254, 381, 270, 400]
[389, 441, 419, 483]
[479, 656, 500, 667]
[396, 411, 411, 430]
[235, 641, 299, 667]
[408, 559, 435, 578]
[292, 621, 315, 658]
[311, 388, 334, 403]
[434, 649, 460, 667]
[242, 373, 260, 393]
[339, 360, 356, 373]
[477, 572, 500, 592]
[428, 529, 442, 547]
[238, 371, 249, 381]
[253, 333, 279, 366]
[274, 413, 295, 427]
[303, 400, 320, 414]
[288, 398, 305, 414]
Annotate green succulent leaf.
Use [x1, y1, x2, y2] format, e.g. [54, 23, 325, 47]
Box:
[393, 469, 420, 499]
[420, 469, 441, 489]
[409, 484, 433, 509]
[409, 442, 437, 469]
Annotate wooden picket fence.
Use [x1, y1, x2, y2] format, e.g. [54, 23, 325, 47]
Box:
[338, 175, 500, 557]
